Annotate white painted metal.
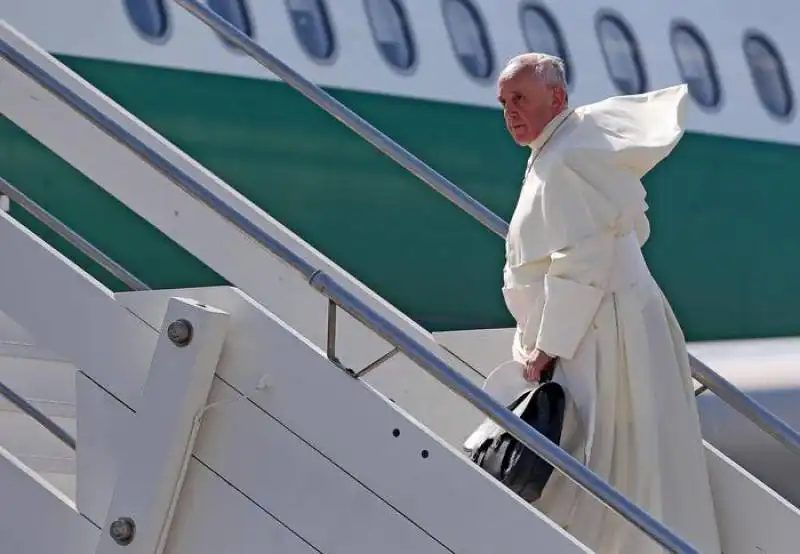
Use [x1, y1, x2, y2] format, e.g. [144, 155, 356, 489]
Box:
[0, 444, 98, 553]
[116, 286, 800, 554]
[0, 208, 153, 509]
[0, 310, 74, 364]
[0, 177, 586, 551]
[0, 17, 798, 553]
[193, 381, 463, 554]
[161, 460, 321, 554]
[115, 286, 590, 553]
[7, 20, 792, 506]
[691, 339, 800, 507]
[0, 212, 156, 409]
[704, 443, 800, 552]
[429, 327, 800, 548]
[0, 19, 491, 451]
[94, 298, 229, 554]
[0, 18, 475, 398]
[0, 410, 74, 472]
[0, 309, 77, 497]
[76, 372, 132, 526]
[80, 368, 343, 554]
[5, 207, 794, 553]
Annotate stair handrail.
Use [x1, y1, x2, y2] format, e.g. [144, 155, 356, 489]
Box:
[177, 1, 510, 239]
[173, 0, 800, 461]
[0, 19, 698, 554]
[0, 177, 148, 292]
[0, 176, 142, 451]
[0, 379, 75, 450]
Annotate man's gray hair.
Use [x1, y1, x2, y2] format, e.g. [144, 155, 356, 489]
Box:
[499, 53, 568, 103]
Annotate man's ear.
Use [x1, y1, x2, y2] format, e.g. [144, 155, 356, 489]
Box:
[551, 86, 566, 112]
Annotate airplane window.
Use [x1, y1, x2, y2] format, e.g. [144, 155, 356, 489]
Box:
[365, 0, 416, 71]
[208, 0, 253, 36]
[670, 23, 721, 109]
[743, 33, 793, 118]
[519, 4, 572, 87]
[208, 0, 254, 51]
[442, 0, 494, 80]
[124, 0, 169, 40]
[596, 13, 647, 95]
[286, 0, 336, 61]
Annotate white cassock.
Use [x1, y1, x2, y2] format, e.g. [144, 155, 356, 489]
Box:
[503, 84, 723, 553]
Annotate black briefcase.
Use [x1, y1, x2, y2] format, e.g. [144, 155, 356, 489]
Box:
[466, 368, 566, 503]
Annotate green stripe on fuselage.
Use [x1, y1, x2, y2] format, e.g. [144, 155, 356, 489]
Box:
[1, 55, 797, 341]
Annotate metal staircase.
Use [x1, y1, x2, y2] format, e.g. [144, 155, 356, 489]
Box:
[0, 310, 76, 498]
[0, 2, 799, 552]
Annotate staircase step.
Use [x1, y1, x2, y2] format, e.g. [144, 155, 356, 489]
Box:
[0, 409, 77, 500]
[0, 410, 75, 462]
[37, 471, 77, 500]
[0, 356, 76, 413]
[0, 395, 76, 418]
[0, 313, 77, 500]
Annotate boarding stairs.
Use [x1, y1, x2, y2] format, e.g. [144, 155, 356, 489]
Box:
[0, 2, 799, 552]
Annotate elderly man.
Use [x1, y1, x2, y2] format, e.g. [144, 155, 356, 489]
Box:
[497, 53, 722, 553]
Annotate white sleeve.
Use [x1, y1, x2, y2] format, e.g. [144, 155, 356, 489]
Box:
[535, 231, 615, 360]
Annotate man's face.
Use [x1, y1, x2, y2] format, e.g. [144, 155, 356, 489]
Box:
[497, 70, 564, 146]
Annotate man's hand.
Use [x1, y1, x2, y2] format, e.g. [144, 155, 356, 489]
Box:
[523, 348, 556, 382]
